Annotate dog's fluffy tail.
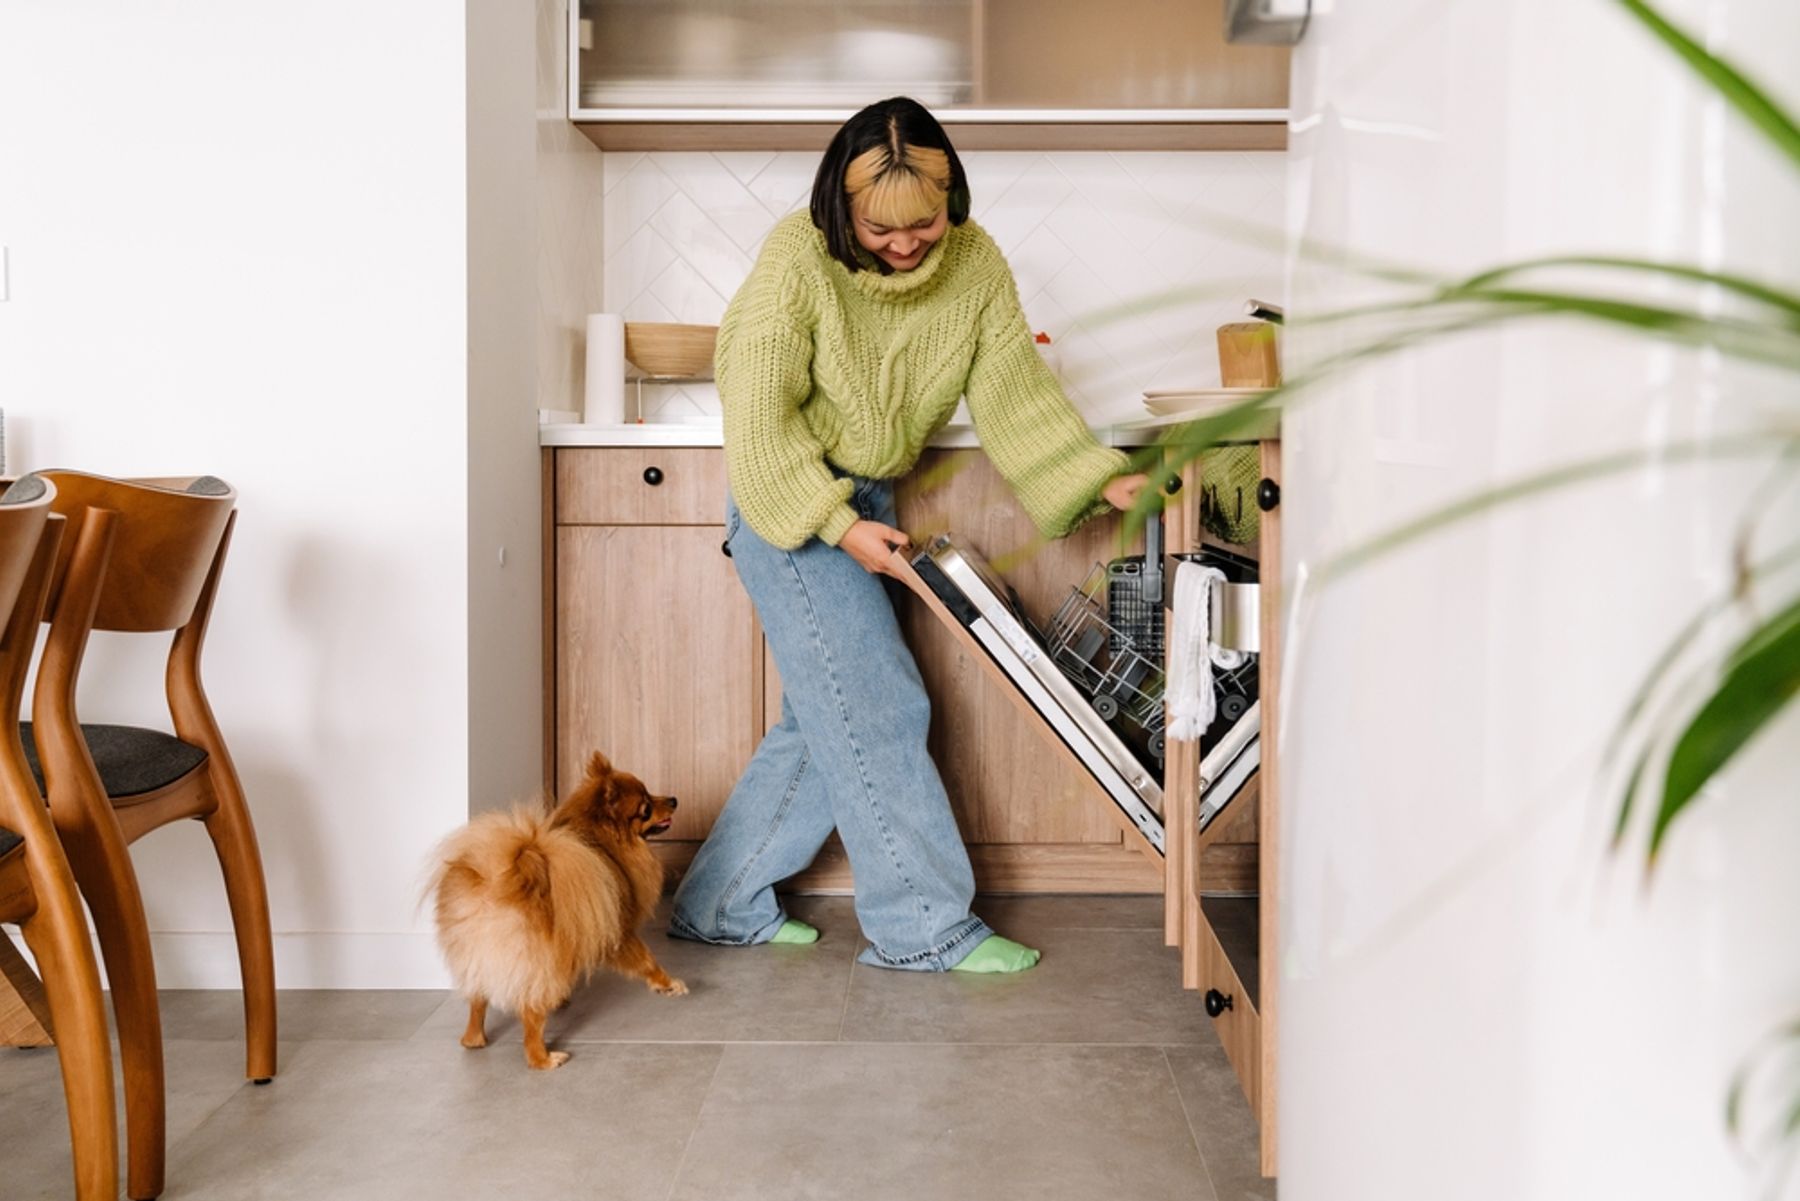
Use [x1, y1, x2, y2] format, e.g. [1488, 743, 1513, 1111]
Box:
[426, 806, 627, 1015]
[506, 841, 556, 936]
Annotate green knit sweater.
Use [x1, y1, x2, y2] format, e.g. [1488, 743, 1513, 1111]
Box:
[717, 209, 1130, 550]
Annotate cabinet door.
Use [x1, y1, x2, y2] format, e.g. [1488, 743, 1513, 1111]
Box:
[577, 0, 977, 111]
[556, 524, 758, 839]
[574, 0, 1287, 114]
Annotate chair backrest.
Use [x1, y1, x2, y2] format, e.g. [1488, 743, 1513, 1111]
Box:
[35, 471, 236, 633]
[0, 482, 60, 804]
[0, 478, 54, 636]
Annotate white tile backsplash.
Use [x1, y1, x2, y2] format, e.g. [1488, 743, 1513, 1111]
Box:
[588, 148, 1285, 423]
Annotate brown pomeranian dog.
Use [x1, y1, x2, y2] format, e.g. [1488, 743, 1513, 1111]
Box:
[427, 752, 687, 1070]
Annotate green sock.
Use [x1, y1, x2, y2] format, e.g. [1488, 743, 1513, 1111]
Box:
[951, 934, 1041, 974]
[770, 918, 819, 945]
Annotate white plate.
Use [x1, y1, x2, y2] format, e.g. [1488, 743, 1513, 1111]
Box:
[1139, 388, 1281, 435]
[1141, 386, 1264, 401]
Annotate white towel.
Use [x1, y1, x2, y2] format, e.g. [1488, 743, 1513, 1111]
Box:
[1166, 562, 1248, 741]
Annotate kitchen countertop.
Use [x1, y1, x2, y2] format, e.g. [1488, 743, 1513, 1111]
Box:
[540, 397, 1279, 448]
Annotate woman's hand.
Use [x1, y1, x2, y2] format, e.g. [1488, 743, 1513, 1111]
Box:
[1102, 473, 1151, 512]
[839, 519, 912, 577]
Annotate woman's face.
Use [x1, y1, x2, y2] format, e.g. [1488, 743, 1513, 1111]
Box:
[852, 205, 949, 272]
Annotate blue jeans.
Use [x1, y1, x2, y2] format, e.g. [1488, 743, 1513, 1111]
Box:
[668, 472, 992, 970]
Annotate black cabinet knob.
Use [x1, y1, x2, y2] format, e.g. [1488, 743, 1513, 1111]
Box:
[1164, 473, 1182, 495]
[1204, 988, 1234, 1017]
[643, 466, 664, 486]
[720, 540, 732, 558]
[1257, 478, 1280, 512]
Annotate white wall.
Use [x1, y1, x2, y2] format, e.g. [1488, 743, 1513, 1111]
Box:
[1280, 0, 1800, 1197]
[591, 149, 1287, 424]
[535, 0, 607, 416]
[1, 1, 541, 987]
[466, 0, 545, 815]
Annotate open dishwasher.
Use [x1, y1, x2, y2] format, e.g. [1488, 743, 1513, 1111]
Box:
[898, 519, 1264, 860]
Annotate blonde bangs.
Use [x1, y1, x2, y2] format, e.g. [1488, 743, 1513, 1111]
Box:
[844, 143, 950, 228]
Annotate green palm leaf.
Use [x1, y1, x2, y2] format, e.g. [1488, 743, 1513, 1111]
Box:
[1456, 256, 1800, 325]
[1651, 590, 1800, 861]
[1310, 433, 1795, 587]
[1728, 1017, 1800, 1139]
[1284, 289, 1800, 372]
[1604, 542, 1800, 848]
[1616, 0, 1800, 172]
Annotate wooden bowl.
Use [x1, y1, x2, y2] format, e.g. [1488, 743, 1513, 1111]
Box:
[623, 322, 718, 379]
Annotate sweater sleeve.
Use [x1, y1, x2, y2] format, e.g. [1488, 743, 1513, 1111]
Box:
[963, 273, 1131, 540]
[718, 257, 859, 551]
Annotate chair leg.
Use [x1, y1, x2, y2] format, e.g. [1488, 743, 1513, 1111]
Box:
[59, 818, 165, 1201]
[203, 783, 277, 1082]
[21, 912, 118, 1201]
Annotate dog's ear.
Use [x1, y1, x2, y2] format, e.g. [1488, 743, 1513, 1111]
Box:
[584, 751, 613, 783]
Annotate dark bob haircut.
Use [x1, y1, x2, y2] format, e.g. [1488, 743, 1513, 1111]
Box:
[809, 96, 972, 275]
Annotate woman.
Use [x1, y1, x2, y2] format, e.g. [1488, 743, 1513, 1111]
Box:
[668, 97, 1148, 973]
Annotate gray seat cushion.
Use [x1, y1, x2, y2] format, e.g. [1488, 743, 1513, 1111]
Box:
[20, 722, 209, 799]
[0, 825, 19, 860]
[0, 476, 47, 505]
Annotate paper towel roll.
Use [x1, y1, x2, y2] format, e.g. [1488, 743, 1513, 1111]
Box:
[583, 313, 627, 425]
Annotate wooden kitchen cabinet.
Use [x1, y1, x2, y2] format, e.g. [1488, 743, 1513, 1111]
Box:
[1160, 436, 1282, 1177]
[546, 444, 1161, 892]
[897, 450, 1155, 860]
[550, 447, 762, 851]
[568, 0, 1289, 151]
[554, 523, 759, 840]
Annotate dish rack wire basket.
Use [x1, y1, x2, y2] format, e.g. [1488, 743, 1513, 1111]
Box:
[1045, 564, 1168, 766]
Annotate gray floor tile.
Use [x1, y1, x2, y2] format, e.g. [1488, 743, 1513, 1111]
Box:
[978, 893, 1166, 931]
[415, 896, 862, 1047]
[1165, 1043, 1277, 1201]
[668, 1042, 1212, 1201]
[0, 1038, 276, 1201]
[145, 988, 448, 1042]
[556, 934, 852, 1044]
[840, 925, 1207, 1045]
[2, 893, 1236, 1200]
[411, 989, 489, 1044]
[162, 1038, 723, 1200]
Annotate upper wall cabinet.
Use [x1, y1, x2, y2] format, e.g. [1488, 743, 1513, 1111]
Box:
[570, 0, 1290, 151]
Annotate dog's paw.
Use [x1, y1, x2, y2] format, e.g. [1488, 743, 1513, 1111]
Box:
[530, 1050, 572, 1071]
[460, 1031, 488, 1050]
[654, 978, 689, 997]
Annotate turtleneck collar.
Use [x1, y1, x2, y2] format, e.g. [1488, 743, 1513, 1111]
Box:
[839, 223, 957, 299]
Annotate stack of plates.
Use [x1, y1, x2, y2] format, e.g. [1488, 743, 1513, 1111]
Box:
[1141, 387, 1265, 418]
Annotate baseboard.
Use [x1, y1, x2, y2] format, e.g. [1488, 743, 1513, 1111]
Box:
[5, 926, 452, 990]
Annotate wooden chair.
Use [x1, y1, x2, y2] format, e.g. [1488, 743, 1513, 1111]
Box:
[27, 470, 276, 1201]
[0, 477, 119, 1201]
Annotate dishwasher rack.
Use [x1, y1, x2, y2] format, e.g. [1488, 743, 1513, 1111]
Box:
[1045, 564, 1168, 769]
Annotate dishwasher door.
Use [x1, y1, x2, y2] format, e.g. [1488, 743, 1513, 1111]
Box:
[899, 534, 1167, 860]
